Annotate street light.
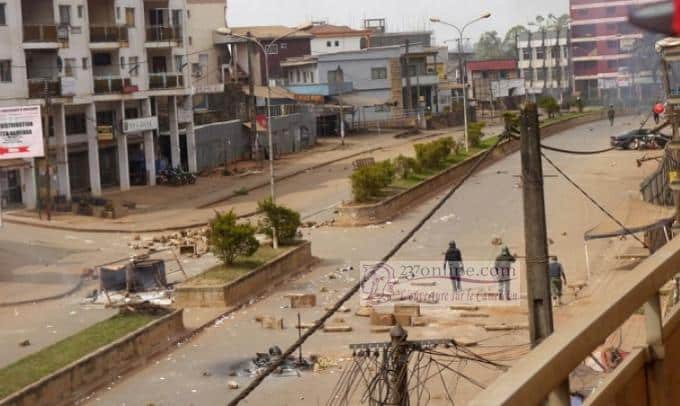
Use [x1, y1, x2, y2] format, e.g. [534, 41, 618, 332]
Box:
[430, 12, 491, 152]
[217, 22, 312, 249]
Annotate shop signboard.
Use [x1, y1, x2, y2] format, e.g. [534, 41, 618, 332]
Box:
[0, 105, 45, 160]
[123, 116, 158, 134]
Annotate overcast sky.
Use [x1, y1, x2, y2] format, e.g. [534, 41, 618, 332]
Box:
[227, 0, 570, 49]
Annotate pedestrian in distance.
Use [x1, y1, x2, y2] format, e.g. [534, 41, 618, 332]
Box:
[494, 247, 516, 301]
[548, 256, 568, 306]
[653, 101, 665, 125]
[443, 241, 464, 293]
[607, 105, 616, 127]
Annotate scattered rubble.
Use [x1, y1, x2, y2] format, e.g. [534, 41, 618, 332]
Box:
[370, 312, 396, 326]
[228, 381, 240, 390]
[311, 355, 337, 372]
[260, 316, 285, 330]
[355, 306, 373, 317]
[491, 237, 504, 246]
[128, 228, 209, 258]
[19, 340, 30, 347]
[286, 293, 317, 309]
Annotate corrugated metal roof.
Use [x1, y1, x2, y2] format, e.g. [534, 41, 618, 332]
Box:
[467, 59, 517, 71]
[228, 26, 313, 40]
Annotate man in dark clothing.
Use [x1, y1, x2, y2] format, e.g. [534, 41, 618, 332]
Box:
[494, 247, 516, 301]
[443, 241, 464, 292]
[607, 105, 616, 127]
[549, 256, 568, 306]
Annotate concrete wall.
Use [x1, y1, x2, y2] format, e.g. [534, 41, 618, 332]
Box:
[1, 310, 185, 406]
[175, 241, 313, 308]
[311, 36, 363, 55]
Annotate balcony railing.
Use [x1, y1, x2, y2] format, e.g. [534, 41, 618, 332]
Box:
[146, 25, 182, 43]
[149, 73, 184, 89]
[23, 24, 59, 42]
[93, 76, 132, 94]
[28, 78, 61, 98]
[90, 25, 129, 43]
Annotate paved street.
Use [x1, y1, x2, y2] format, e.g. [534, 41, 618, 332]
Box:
[82, 117, 653, 405]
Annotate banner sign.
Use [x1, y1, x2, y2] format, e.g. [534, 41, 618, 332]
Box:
[0, 105, 44, 160]
[123, 117, 158, 133]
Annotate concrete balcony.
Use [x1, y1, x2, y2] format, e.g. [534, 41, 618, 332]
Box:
[145, 26, 182, 48]
[27, 78, 61, 98]
[23, 24, 68, 48]
[149, 73, 184, 89]
[89, 25, 129, 49]
[93, 76, 132, 94]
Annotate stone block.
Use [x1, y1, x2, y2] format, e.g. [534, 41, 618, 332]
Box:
[288, 293, 317, 308]
[261, 316, 284, 330]
[370, 311, 395, 326]
[394, 304, 421, 317]
[394, 313, 412, 327]
[412, 316, 429, 327]
[355, 306, 373, 317]
[324, 324, 353, 333]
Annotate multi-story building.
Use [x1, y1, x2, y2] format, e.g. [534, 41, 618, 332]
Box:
[363, 19, 432, 48]
[569, 0, 654, 101]
[306, 23, 371, 55]
[0, 0, 228, 208]
[466, 59, 519, 108]
[517, 29, 571, 99]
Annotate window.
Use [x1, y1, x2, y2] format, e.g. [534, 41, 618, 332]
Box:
[536, 48, 545, 59]
[562, 47, 568, 59]
[550, 47, 558, 58]
[120, 57, 125, 69]
[116, 7, 121, 20]
[296, 70, 300, 82]
[536, 69, 545, 81]
[59, 5, 71, 25]
[174, 55, 184, 72]
[0, 4, 6, 25]
[607, 40, 618, 49]
[124, 108, 139, 119]
[266, 44, 278, 54]
[500, 71, 509, 79]
[0, 60, 10, 82]
[128, 56, 139, 76]
[522, 69, 532, 80]
[289, 71, 294, 82]
[606, 6, 616, 16]
[82, 57, 88, 70]
[371, 67, 388, 80]
[125, 8, 135, 27]
[577, 10, 587, 16]
[93, 53, 111, 66]
[335, 40, 340, 47]
[64, 58, 76, 77]
[310, 72, 314, 82]
[551, 68, 560, 81]
[77, 5, 83, 19]
[408, 64, 417, 76]
[65, 114, 86, 135]
[522, 48, 531, 60]
[172, 9, 182, 27]
[280, 43, 287, 49]
[608, 60, 617, 69]
[303, 71, 308, 83]
[191, 63, 201, 77]
[327, 41, 332, 47]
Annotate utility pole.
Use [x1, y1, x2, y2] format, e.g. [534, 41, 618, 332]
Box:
[520, 103, 570, 405]
[246, 32, 257, 160]
[388, 325, 409, 405]
[42, 80, 52, 221]
[404, 40, 413, 113]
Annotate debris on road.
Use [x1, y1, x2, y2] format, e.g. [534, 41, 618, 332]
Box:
[19, 339, 30, 347]
[260, 316, 285, 330]
[355, 306, 373, 317]
[491, 237, 504, 246]
[228, 381, 240, 390]
[286, 293, 317, 308]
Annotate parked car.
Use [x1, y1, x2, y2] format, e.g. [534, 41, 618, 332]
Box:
[610, 129, 670, 150]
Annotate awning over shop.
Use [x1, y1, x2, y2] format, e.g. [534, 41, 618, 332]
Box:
[584, 197, 675, 241]
[0, 159, 32, 169]
[332, 92, 393, 107]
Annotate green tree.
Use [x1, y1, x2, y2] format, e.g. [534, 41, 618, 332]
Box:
[474, 31, 505, 60]
[503, 25, 528, 57]
[208, 211, 259, 265]
[258, 198, 301, 246]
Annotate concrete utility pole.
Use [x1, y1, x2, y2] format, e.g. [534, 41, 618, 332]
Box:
[520, 103, 570, 405]
[404, 40, 413, 113]
[42, 80, 52, 221]
[246, 32, 257, 159]
[388, 325, 409, 405]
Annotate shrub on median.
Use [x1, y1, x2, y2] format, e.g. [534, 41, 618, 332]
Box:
[208, 210, 259, 265]
[414, 137, 456, 170]
[258, 198, 301, 245]
[351, 160, 396, 202]
[468, 122, 486, 148]
[394, 155, 420, 179]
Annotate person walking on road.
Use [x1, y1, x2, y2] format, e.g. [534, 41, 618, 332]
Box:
[494, 247, 516, 301]
[607, 105, 616, 127]
[653, 101, 665, 125]
[549, 256, 568, 306]
[443, 241, 464, 293]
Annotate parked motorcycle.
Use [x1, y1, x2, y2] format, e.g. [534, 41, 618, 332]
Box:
[156, 167, 197, 186]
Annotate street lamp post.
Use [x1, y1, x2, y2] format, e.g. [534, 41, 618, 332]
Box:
[431, 12, 491, 153]
[217, 23, 311, 249]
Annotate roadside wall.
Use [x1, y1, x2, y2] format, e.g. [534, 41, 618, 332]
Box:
[336, 113, 610, 226]
[175, 241, 314, 308]
[1, 310, 185, 406]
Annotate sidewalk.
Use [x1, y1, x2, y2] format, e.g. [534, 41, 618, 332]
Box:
[5, 126, 487, 234]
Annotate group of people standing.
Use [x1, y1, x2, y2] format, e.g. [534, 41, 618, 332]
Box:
[443, 242, 567, 306]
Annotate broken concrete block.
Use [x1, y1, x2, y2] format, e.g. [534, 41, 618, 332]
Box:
[370, 312, 396, 326]
[394, 304, 420, 317]
[18, 339, 30, 347]
[370, 326, 392, 333]
[412, 316, 429, 327]
[261, 316, 284, 330]
[394, 313, 412, 327]
[228, 381, 239, 390]
[483, 324, 514, 332]
[324, 324, 353, 333]
[450, 305, 480, 311]
[460, 312, 490, 318]
[355, 306, 373, 317]
[325, 306, 350, 313]
[455, 338, 478, 347]
[287, 294, 317, 308]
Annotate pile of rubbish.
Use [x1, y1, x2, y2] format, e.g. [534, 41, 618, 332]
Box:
[233, 346, 312, 377]
[129, 228, 209, 257]
[156, 167, 197, 186]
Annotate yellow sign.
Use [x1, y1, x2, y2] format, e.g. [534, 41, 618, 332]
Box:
[97, 125, 113, 141]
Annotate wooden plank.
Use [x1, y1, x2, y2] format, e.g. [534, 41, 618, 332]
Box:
[584, 348, 647, 406]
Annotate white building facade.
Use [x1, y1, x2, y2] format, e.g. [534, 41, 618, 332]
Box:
[0, 0, 225, 209]
[517, 29, 571, 98]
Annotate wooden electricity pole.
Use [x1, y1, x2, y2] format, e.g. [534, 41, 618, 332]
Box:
[246, 32, 257, 160]
[42, 80, 52, 221]
[520, 103, 570, 405]
[388, 325, 409, 405]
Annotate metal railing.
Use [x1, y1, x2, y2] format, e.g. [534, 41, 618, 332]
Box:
[89, 25, 129, 43]
[27, 78, 60, 98]
[471, 236, 680, 406]
[149, 73, 184, 89]
[23, 24, 59, 42]
[146, 25, 182, 43]
[93, 76, 131, 94]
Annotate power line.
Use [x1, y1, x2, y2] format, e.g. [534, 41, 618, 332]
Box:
[540, 151, 648, 247]
[227, 133, 508, 405]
